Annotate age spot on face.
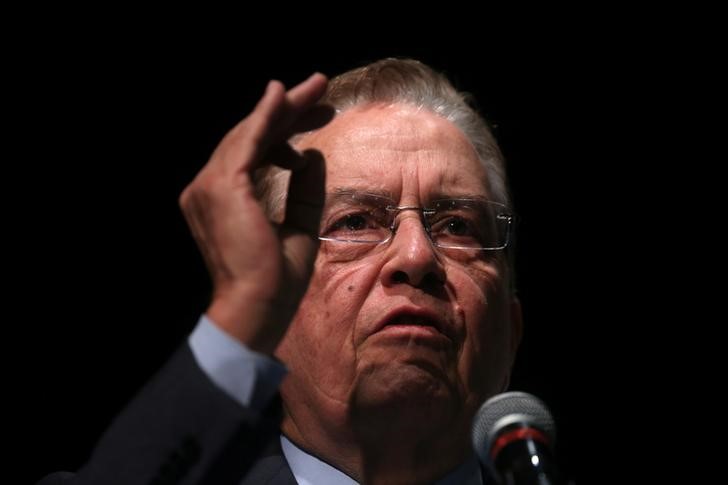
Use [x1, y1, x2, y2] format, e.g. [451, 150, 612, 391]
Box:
[347, 285, 355, 292]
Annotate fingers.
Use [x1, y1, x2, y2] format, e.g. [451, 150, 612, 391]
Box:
[286, 72, 328, 112]
[264, 103, 336, 172]
[215, 73, 330, 176]
[256, 73, 330, 151]
[219, 80, 287, 174]
[289, 104, 336, 135]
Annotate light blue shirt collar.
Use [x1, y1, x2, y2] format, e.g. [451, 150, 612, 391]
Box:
[281, 435, 483, 485]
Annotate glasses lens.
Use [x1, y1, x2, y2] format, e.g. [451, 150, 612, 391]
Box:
[427, 199, 511, 250]
[319, 192, 394, 243]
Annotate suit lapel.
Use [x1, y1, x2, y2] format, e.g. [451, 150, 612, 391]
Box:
[239, 434, 296, 485]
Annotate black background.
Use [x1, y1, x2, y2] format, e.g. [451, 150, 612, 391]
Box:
[13, 28, 677, 484]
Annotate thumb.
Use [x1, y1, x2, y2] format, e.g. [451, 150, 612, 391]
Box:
[276, 149, 326, 306]
[284, 149, 326, 236]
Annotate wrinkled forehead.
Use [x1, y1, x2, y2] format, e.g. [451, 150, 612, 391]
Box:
[296, 103, 490, 197]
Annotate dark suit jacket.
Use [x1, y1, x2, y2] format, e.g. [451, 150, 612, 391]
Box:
[38, 344, 296, 485]
[38, 344, 491, 485]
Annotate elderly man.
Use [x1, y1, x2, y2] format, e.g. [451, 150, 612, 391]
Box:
[39, 58, 522, 485]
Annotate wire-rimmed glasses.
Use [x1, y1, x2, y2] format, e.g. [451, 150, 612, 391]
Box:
[318, 191, 514, 251]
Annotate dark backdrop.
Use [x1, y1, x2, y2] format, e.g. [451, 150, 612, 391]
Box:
[17, 37, 656, 484]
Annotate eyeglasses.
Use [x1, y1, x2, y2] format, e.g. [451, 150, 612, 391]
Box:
[318, 192, 514, 251]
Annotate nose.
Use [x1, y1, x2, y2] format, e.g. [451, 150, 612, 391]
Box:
[379, 213, 446, 290]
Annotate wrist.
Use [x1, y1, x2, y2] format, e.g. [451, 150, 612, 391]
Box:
[206, 287, 296, 355]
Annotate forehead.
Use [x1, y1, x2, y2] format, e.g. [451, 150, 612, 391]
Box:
[296, 103, 490, 197]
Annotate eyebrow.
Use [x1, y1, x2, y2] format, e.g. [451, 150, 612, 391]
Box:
[330, 186, 396, 200]
[329, 187, 492, 204]
[428, 192, 490, 203]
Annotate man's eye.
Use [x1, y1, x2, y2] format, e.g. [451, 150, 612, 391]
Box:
[444, 217, 472, 236]
[433, 216, 477, 237]
[331, 213, 375, 232]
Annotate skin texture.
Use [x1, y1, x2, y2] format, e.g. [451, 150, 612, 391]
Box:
[276, 104, 522, 484]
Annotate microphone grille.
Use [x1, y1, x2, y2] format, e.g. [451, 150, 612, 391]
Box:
[471, 391, 556, 464]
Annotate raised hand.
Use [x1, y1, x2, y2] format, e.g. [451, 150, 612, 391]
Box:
[179, 73, 331, 354]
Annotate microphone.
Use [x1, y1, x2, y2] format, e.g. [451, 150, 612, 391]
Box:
[472, 391, 565, 485]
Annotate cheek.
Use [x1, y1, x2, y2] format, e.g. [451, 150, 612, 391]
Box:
[276, 253, 382, 398]
[453, 263, 513, 399]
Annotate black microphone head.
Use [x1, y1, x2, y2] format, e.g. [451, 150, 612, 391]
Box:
[471, 391, 556, 466]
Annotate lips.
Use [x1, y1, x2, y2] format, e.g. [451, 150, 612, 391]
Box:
[373, 307, 454, 342]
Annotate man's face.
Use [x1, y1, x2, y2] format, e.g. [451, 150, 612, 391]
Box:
[276, 103, 519, 433]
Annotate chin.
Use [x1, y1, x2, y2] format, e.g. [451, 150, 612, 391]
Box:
[350, 359, 462, 428]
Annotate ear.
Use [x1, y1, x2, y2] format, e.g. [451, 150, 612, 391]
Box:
[509, 297, 523, 361]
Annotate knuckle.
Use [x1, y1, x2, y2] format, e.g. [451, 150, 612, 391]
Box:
[178, 189, 189, 209]
[180, 171, 233, 209]
[180, 175, 210, 208]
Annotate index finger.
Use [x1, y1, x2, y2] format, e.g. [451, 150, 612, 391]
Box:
[220, 73, 329, 175]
